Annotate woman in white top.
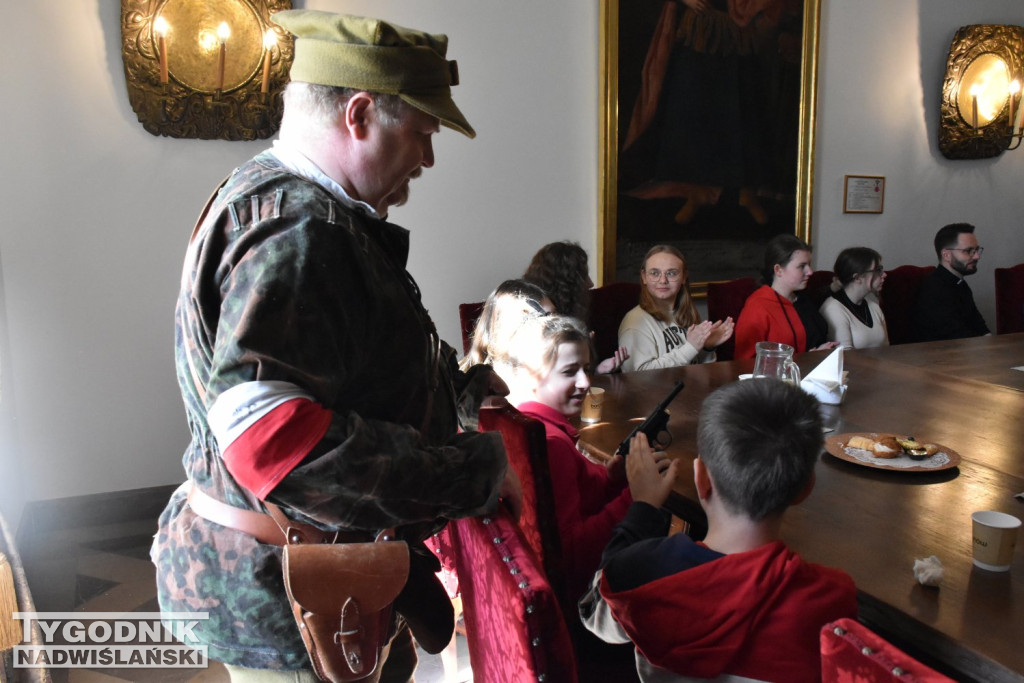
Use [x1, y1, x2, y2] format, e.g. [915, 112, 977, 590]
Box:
[619, 245, 734, 372]
[819, 247, 889, 349]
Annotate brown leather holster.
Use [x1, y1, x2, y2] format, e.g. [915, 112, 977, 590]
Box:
[186, 485, 409, 682]
[282, 537, 409, 682]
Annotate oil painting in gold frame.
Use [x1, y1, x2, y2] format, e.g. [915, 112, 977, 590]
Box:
[599, 0, 821, 290]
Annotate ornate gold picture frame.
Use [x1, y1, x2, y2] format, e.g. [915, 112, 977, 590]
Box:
[121, 0, 294, 140]
[599, 0, 821, 290]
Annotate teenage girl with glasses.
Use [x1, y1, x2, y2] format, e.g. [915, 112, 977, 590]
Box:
[819, 247, 889, 349]
[618, 245, 734, 372]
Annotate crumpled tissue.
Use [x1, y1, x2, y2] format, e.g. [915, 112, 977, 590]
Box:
[913, 555, 944, 587]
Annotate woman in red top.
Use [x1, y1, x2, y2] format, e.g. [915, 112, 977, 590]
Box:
[734, 234, 840, 359]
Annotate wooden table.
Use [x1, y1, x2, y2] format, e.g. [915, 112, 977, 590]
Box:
[579, 339, 1024, 682]
[857, 332, 1024, 392]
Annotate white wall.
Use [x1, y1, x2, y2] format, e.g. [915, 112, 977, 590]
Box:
[812, 0, 1024, 324]
[1, 0, 1022, 523]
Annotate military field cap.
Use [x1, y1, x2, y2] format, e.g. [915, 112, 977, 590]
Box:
[271, 9, 475, 138]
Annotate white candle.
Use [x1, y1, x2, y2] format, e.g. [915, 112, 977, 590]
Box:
[970, 84, 979, 130]
[1010, 80, 1022, 135]
[154, 17, 169, 85]
[261, 30, 276, 94]
[216, 22, 230, 92]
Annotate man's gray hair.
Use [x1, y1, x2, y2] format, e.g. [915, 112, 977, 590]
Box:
[282, 82, 407, 127]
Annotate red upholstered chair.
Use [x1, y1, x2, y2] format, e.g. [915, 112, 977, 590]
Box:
[806, 269, 836, 308]
[705, 277, 758, 361]
[448, 510, 578, 683]
[459, 301, 485, 355]
[879, 265, 934, 345]
[477, 405, 566, 602]
[995, 264, 1024, 334]
[478, 405, 642, 682]
[587, 281, 642, 363]
[821, 618, 954, 682]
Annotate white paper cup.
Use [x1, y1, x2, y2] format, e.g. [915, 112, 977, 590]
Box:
[971, 510, 1021, 571]
[580, 387, 606, 423]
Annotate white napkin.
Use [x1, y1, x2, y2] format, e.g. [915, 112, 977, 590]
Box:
[800, 346, 847, 405]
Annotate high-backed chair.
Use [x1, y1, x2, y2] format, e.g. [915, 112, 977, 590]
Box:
[587, 281, 643, 362]
[706, 277, 758, 361]
[477, 405, 566, 600]
[806, 269, 836, 308]
[448, 510, 578, 683]
[477, 406, 641, 682]
[995, 264, 1024, 334]
[821, 618, 954, 682]
[458, 301, 485, 355]
[879, 265, 934, 345]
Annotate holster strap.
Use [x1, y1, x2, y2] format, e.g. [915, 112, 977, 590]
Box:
[187, 484, 365, 546]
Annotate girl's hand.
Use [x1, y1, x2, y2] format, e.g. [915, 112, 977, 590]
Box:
[812, 341, 842, 352]
[682, 0, 709, 12]
[704, 317, 735, 350]
[596, 346, 630, 374]
[625, 433, 679, 507]
[685, 321, 714, 350]
[605, 453, 626, 484]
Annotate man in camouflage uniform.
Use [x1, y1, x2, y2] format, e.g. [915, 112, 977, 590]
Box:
[151, 10, 520, 682]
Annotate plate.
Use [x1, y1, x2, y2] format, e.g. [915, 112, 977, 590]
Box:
[824, 432, 961, 472]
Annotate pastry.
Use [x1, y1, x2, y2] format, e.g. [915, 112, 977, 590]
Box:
[847, 435, 876, 451]
[872, 436, 901, 458]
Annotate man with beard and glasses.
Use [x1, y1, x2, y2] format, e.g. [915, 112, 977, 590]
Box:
[912, 222, 991, 342]
[152, 10, 521, 682]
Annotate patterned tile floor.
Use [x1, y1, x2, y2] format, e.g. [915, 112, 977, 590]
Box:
[16, 489, 470, 683]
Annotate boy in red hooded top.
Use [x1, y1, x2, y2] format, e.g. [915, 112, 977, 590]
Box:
[581, 379, 857, 682]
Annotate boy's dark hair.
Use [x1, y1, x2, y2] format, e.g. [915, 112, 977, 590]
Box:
[697, 379, 823, 521]
[933, 222, 975, 260]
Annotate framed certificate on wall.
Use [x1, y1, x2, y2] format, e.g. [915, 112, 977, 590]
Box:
[843, 175, 886, 214]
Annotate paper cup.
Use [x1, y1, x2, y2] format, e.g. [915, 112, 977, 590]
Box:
[580, 387, 606, 423]
[971, 510, 1021, 571]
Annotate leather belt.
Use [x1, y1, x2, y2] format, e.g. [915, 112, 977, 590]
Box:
[186, 484, 368, 546]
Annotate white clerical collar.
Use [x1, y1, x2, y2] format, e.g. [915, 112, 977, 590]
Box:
[269, 139, 381, 218]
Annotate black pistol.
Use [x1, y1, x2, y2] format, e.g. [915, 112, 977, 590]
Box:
[616, 380, 685, 456]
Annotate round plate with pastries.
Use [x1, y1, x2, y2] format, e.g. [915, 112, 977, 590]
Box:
[825, 432, 961, 472]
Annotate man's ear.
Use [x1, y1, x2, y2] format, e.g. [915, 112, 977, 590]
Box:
[343, 92, 375, 140]
[791, 471, 816, 506]
[693, 457, 713, 502]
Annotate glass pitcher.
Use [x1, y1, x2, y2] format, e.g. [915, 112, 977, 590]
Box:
[752, 342, 801, 384]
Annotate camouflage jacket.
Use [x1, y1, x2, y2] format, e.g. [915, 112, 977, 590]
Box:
[152, 151, 507, 669]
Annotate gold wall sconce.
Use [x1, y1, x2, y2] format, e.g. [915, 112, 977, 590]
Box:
[939, 24, 1024, 159]
[121, 0, 294, 140]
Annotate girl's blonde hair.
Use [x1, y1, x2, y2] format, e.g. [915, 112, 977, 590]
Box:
[460, 280, 549, 371]
[638, 245, 700, 327]
[490, 314, 590, 385]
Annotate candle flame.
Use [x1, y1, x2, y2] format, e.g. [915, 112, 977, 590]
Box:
[217, 22, 231, 43]
[264, 30, 277, 49]
[154, 16, 169, 37]
[1011, 80, 1021, 96]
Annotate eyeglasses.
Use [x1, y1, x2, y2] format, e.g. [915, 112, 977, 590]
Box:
[646, 268, 683, 281]
[863, 266, 884, 276]
[947, 246, 984, 257]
